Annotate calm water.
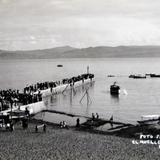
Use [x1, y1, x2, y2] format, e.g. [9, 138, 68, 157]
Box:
[1, 58, 160, 124]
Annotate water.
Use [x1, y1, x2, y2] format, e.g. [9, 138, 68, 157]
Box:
[35, 112, 87, 126]
[1, 58, 160, 124]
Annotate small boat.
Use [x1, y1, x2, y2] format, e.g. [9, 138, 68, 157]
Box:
[57, 64, 63, 67]
[137, 115, 160, 125]
[150, 74, 160, 78]
[107, 75, 115, 77]
[129, 74, 146, 79]
[110, 82, 120, 95]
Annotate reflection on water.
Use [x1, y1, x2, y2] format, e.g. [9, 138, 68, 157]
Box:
[35, 83, 92, 126]
[110, 94, 120, 103]
[42, 82, 95, 121]
[35, 112, 88, 126]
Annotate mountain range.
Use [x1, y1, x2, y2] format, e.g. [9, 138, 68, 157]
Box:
[0, 46, 160, 59]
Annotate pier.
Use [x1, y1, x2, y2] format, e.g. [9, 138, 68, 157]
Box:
[0, 73, 95, 127]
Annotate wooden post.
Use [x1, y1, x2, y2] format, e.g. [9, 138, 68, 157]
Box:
[10, 101, 13, 121]
[87, 66, 89, 74]
[35, 125, 38, 132]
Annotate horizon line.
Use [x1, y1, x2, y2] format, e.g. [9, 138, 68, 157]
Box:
[1, 44, 160, 52]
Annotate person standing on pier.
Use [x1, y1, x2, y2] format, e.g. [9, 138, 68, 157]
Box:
[92, 113, 95, 120]
[76, 118, 80, 127]
[96, 113, 99, 119]
[110, 115, 113, 128]
[25, 107, 30, 118]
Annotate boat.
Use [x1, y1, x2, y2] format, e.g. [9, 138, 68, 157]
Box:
[137, 115, 160, 125]
[110, 82, 120, 95]
[129, 74, 146, 79]
[150, 74, 160, 78]
[107, 75, 115, 77]
[57, 64, 63, 67]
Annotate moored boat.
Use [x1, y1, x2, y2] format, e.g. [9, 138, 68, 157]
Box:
[137, 115, 160, 125]
[57, 64, 63, 67]
[129, 74, 146, 79]
[150, 74, 160, 78]
[107, 75, 115, 77]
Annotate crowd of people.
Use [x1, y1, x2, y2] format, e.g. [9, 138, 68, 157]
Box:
[0, 89, 42, 111]
[24, 73, 94, 94]
[23, 82, 58, 94]
[62, 73, 94, 84]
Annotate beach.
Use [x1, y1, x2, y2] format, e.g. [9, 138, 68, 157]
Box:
[0, 122, 159, 160]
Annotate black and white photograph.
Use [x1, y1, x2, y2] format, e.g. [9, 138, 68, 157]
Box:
[1, 0, 160, 159]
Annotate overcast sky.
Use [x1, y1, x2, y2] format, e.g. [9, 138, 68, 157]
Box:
[1, 0, 160, 50]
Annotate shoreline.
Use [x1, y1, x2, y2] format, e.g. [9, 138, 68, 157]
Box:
[0, 120, 160, 160]
[32, 118, 160, 139]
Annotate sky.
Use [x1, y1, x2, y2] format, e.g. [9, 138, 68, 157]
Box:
[1, 0, 160, 50]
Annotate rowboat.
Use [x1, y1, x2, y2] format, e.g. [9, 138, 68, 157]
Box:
[137, 115, 160, 125]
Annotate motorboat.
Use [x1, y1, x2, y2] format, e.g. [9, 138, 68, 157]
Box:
[150, 74, 160, 78]
[129, 74, 146, 79]
[110, 82, 120, 95]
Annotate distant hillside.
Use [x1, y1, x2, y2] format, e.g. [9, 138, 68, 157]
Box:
[0, 46, 160, 59]
[61, 46, 160, 58]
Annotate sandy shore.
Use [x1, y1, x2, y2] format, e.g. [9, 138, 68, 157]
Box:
[0, 122, 160, 160]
